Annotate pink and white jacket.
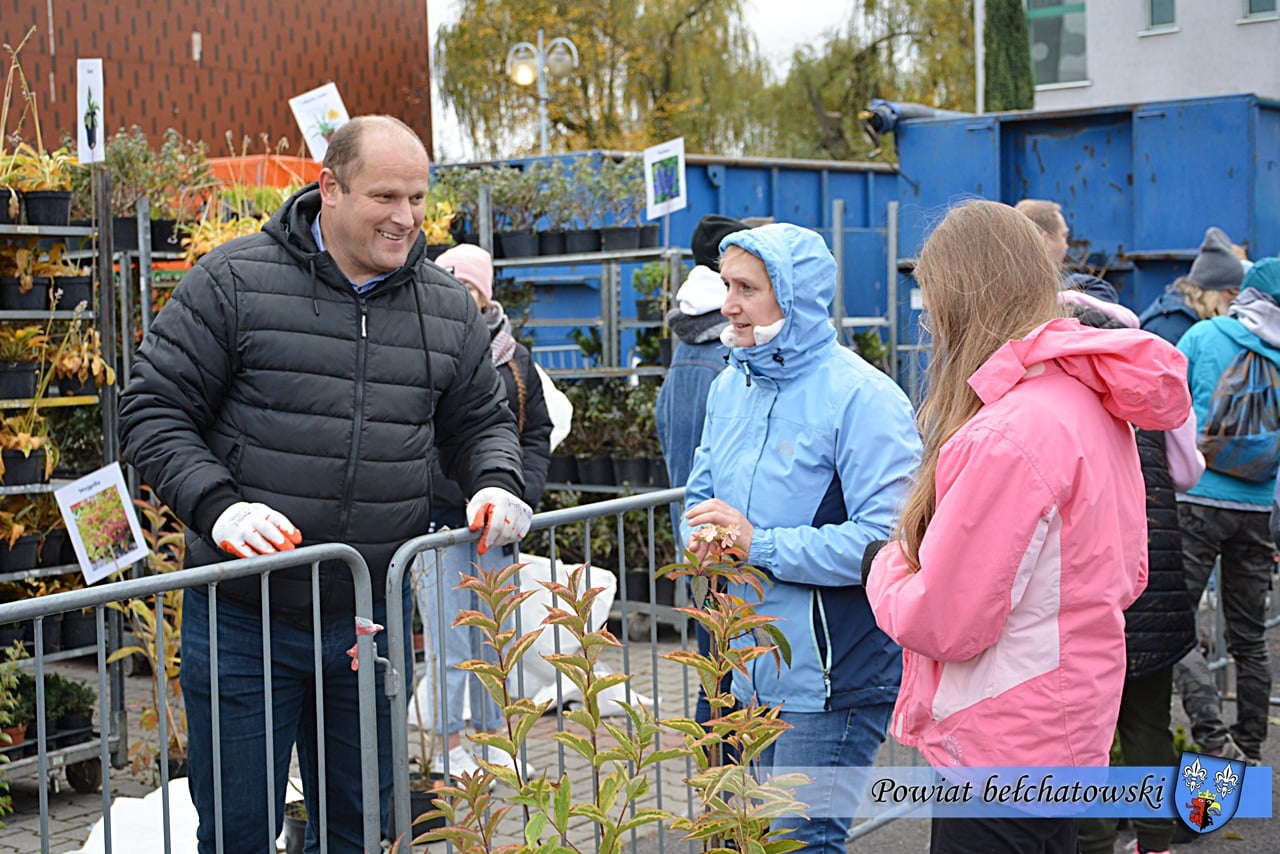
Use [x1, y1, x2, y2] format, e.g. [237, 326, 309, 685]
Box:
[866, 318, 1191, 768]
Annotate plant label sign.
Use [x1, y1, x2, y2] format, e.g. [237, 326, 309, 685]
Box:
[55, 462, 148, 585]
[76, 59, 105, 164]
[643, 137, 687, 221]
[289, 82, 351, 162]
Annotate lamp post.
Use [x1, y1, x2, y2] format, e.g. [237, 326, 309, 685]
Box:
[505, 28, 579, 155]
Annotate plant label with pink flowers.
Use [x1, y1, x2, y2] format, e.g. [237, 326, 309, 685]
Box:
[55, 462, 148, 584]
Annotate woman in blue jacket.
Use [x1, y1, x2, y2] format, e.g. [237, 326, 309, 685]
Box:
[681, 223, 920, 853]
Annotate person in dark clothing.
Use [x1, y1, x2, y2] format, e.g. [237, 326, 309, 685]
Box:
[1014, 198, 1121, 303]
[416, 242, 552, 778]
[119, 116, 530, 853]
[1069, 309, 1203, 854]
[1137, 226, 1246, 345]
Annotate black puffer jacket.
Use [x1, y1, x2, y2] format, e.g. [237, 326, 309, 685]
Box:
[1124, 429, 1197, 679]
[430, 340, 551, 519]
[119, 185, 523, 623]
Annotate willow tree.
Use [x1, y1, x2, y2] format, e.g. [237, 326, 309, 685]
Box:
[434, 0, 770, 157]
[758, 0, 974, 162]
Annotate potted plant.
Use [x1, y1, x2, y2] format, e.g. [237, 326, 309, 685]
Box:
[51, 309, 116, 397]
[429, 166, 482, 246]
[631, 260, 667, 322]
[8, 142, 82, 226]
[0, 497, 40, 574]
[31, 242, 92, 311]
[486, 165, 543, 259]
[563, 157, 603, 253]
[0, 325, 48, 400]
[103, 126, 155, 251]
[0, 153, 20, 225]
[420, 185, 456, 261]
[532, 160, 572, 256]
[598, 156, 647, 251]
[52, 674, 95, 744]
[150, 129, 219, 250]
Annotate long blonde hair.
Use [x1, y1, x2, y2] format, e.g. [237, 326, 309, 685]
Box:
[1174, 276, 1234, 320]
[895, 200, 1063, 570]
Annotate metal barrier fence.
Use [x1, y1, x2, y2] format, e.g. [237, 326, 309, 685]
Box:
[0, 543, 382, 854]
[4, 494, 1276, 853]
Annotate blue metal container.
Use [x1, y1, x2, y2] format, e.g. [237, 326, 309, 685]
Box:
[893, 93, 1280, 314]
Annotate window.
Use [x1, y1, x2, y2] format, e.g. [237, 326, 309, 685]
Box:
[1246, 0, 1277, 15]
[1028, 2, 1088, 87]
[1148, 0, 1175, 27]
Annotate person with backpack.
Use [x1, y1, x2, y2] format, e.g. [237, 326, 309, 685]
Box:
[1171, 256, 1280, 765]
[416, 243, 553, 778]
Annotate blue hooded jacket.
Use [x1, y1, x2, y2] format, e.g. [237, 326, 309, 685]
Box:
[681, 224, 921, 712]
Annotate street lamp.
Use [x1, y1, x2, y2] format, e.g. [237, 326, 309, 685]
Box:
[505, 28, 579, 155]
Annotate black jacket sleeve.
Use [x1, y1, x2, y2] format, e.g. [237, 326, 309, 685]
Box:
[118, 255, 244, 536]
[431, 297, 524, 501]
[515, 345, 553, 507]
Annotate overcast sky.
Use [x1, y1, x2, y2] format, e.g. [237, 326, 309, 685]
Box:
[425, 0, 854, 160]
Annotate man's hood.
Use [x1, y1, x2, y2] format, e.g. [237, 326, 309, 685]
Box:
[969, 317, 1190, 431]
[718, 223, 837, 380]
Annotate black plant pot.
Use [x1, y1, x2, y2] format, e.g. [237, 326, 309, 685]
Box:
[1, 449, 48, 485]
[658, 337, 673, 367]
[52, 275, 93, 311]
[38, 529, 67, 568]
[60, 609, 98, 650]
[601, 225, 642, 251]
[496, 229, 539, 260]
[150, 218, 180, 251]
[650, 458, 670, 488]
[639, 223, 661, 248]
[23, 190, 72, 226]
[577, 455, 615, 486]
[40, 611, 63, 653]
[0, 534, 40, 573]
[112, 217, 140, 253]
[0, 277, 51, 311]
[635, 298, 664, 322]
[58, 373, 96, 397]
[563, 228, 602, 254]
[538, 229, 567, 256]
[546, 454, 578, 485]
[0, 361, 39, 400]
[611, 456, 650, 487]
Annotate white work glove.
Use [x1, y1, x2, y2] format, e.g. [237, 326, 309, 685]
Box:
[466, 487, 532, 555]
[212, 502, 303, 559]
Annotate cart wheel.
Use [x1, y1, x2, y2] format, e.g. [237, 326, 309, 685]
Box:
[626, 611, 651, 642]
[67, 758, 102, 794]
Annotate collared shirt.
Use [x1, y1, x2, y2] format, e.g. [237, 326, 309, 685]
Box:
[311, 212, 393, 297]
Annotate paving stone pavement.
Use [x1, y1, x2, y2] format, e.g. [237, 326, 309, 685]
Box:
[7, 621, 1279, 853]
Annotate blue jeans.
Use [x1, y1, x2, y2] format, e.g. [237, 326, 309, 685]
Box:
[759, 702, 893, 854]
[412, 535, 508, 736]
[181, 580, 413, 854]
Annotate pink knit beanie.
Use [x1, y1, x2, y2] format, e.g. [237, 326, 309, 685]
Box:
[436, 244, 494, 302]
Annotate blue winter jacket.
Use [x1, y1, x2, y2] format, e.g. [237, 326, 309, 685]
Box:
[1178, 314, 1280, 506]
[681, 224, 921, 712]
[1139, 288, 1200, 345]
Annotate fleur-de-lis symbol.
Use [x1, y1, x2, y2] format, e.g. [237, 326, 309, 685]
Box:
[1183, 757, 1207, 793]
[1215, 764, 1240, 797]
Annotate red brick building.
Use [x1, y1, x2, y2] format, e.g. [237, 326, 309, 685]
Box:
[1, 1, 433, 157]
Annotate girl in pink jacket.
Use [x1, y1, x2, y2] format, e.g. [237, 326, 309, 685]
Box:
[865, 201, 1191, 853]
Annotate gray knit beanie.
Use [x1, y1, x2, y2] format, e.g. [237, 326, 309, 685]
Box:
[1188, 227, 1245, 291]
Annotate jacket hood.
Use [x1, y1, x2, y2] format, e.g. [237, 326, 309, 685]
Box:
[261, 183, 426, 279]
[719, 223, 836, 380]
[969, 317, 1190, 431]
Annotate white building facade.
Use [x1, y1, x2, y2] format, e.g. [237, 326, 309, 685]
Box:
[1030, 0, 1280, 111]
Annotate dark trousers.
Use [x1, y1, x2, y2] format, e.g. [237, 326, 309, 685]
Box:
[1172, 502, 1273, 759]
[930, 816, 1076, 853]
[1077, 667, 1177, 854]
